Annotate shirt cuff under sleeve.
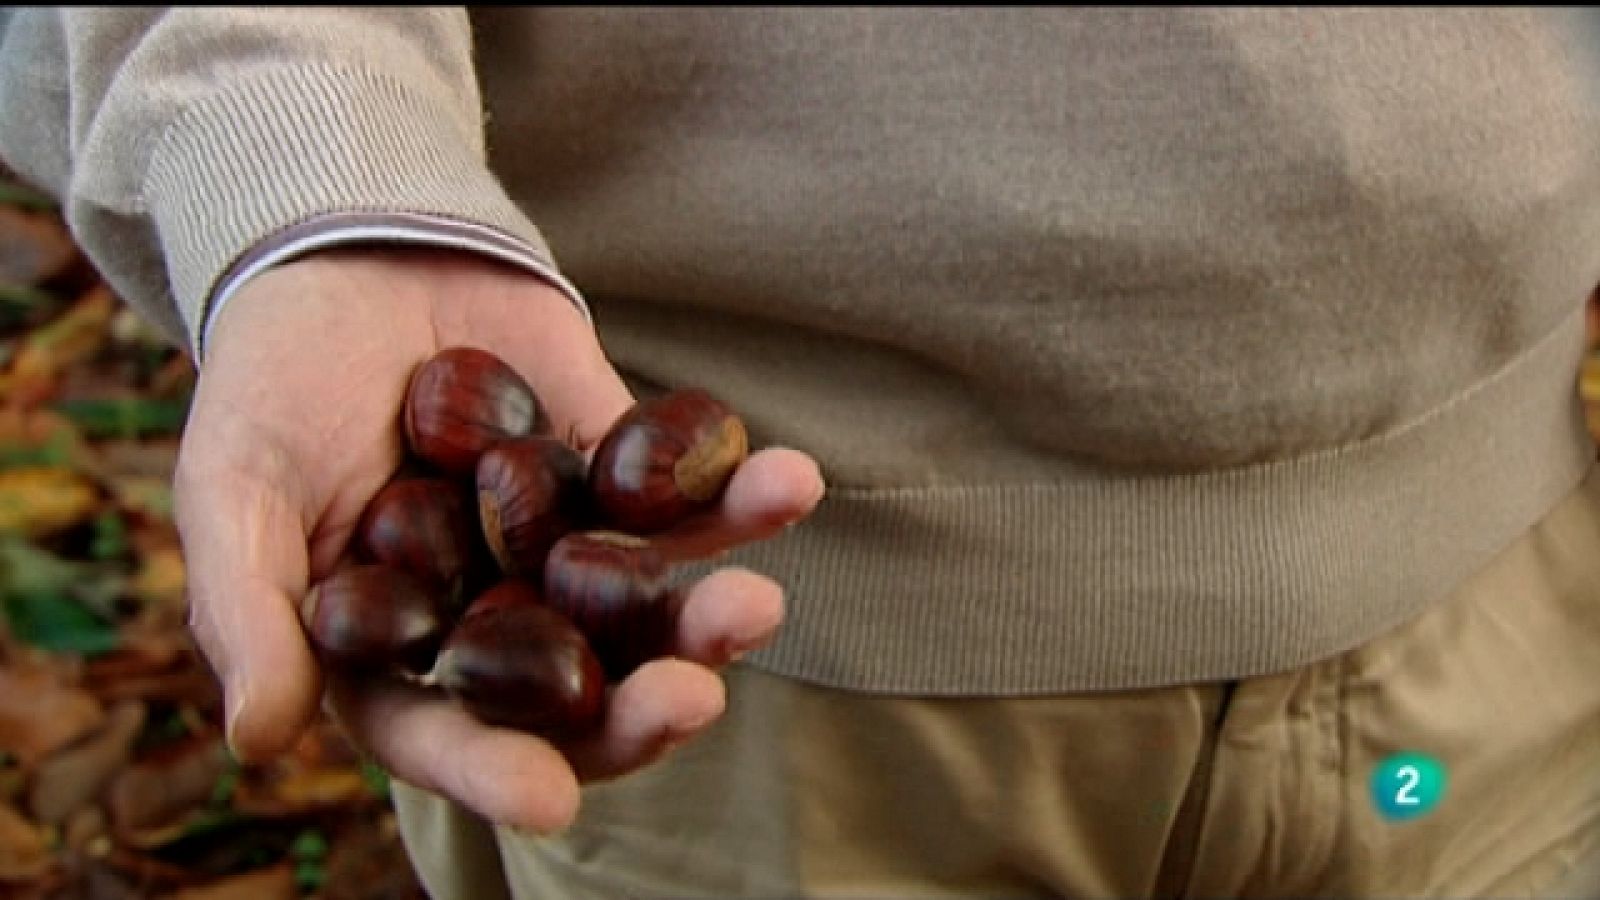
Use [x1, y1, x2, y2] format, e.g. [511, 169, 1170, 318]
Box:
[140, 62, 574, 358]
[201, 211, 594, 352]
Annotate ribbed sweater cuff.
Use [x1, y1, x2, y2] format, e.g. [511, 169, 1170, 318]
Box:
[141, 62, 559, 357]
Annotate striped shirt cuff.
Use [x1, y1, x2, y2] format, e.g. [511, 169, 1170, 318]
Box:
[201, 211, 593, 353]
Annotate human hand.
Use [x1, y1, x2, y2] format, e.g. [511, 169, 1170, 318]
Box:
[173, 247, 824, 833]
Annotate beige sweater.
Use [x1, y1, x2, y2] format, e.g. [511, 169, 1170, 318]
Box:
[4, 8, 1599, 693]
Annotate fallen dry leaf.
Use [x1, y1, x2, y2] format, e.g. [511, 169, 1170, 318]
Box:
[29, 700, 146, 824]
[161, 864, 297, 900]
[60, 805, 107, 853]
[148, 354, 197, 399]
[0, 183, 438, 899]
[1, 284, 116, 402]
[107, 736, 229, 839]
[234, 767, 368, 819]
[1583, 354, 1600, 400]
[90, 668, 219, 711]
[0, 406, 97, 473]
[0, 465, 100, 537]
[0, 662, 104, 769]
[81, 624, 217, 709]
[82, 628, 186, 683]
[110, 474, 174, 525]
[0, 758, 22, 806]
[127, 542, 185, 606]
[322, 812, 428, 900]
[102, 844, 204, 892]
[0, 205, 78, 288]
[70, 857, 144, 900]
[0, 801, 51, 883]
[95, 437, 181, 482]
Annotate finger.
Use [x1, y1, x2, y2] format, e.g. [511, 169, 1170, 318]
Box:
[560, 657, 727, 783]
[325, 673, 581, 834]
[653, 446, 826, 561]
[454, 284, 637, 454]
[174, 453, 323, 764]
[671, 567, 786, 668]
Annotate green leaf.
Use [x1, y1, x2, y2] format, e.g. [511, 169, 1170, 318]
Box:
[0, 427, 74, 469]
[0, 534, 123, 621]
[173, 808, 242, 843]
[141, 706, 193, 751]
[0, 180, 56, 211]
[0, 284, 59, 328]
[294, 858, 328, 891]
[291, 828, 330, 891]
[89, 512, 128, 560]
[0, 532, 78, 596]
[0, 535, 122, 655]
[2, 591, 118, 656]
[0, 284, 57, 306]
[359, 760, 391, 800]
[54, 397, 190, 439]
[289, 829, 328, 861]
[208, 755, 241, 808]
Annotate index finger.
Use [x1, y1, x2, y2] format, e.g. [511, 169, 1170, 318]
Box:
[173, 450, 323, 763]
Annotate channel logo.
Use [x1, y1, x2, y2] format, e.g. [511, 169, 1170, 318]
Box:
[1370, 751, 1446, 822]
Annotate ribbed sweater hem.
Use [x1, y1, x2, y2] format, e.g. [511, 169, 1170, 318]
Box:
[729, 308, 1596, 695]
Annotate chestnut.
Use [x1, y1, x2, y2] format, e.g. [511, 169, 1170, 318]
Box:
[356, 476, 489, 609]
[476, 436, 591, 578]
[543, 531, 680, 681]
[300, 565, 446, 676]
[434, 583, 606, 738]
[588, 388, 748, 534]
[404, 346, 544, 476]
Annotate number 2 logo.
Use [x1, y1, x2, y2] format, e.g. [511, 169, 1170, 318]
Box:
[1392, 764, 1421, 806]
[1372, 753, 1446, 822]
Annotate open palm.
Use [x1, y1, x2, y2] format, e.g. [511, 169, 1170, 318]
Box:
[173, 247, 824, 832]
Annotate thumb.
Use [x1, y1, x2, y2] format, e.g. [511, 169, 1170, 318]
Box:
[440, 281, 636, 455]
[174, 448, 323, 763]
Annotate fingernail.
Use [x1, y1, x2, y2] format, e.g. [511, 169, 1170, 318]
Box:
[658, 722, 708, 758]
[659, 734, 695, 757]
[712, 635, 756, 665]
[680, 700, 724, 737]
[729, 625, 773, 660]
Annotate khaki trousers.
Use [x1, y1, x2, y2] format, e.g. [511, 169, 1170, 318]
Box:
[394, 466, 1600, 898]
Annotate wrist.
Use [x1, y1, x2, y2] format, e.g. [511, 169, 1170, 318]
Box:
[199, 212, 592, 360]
[204, 245, 588, 375]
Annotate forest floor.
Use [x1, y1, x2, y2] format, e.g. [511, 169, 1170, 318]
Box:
[0, 176, 426, 899]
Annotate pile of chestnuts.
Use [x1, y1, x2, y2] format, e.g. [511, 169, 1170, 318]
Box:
[298, 346, 748, 740]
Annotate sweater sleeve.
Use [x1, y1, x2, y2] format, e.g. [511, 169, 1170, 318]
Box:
[0, 7, 575, 358]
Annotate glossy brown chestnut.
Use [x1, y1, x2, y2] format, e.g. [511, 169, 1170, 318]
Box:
[476, 436, 591, 578]
[434, 583, 606, 738]
[300, 565, 445, 676]
[403, 346, 544, 476]
[457, 577, 546, 622]
[356, 476, 489, 610]
[588, 388, 748, 534]
[543, 531, 679, 681]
